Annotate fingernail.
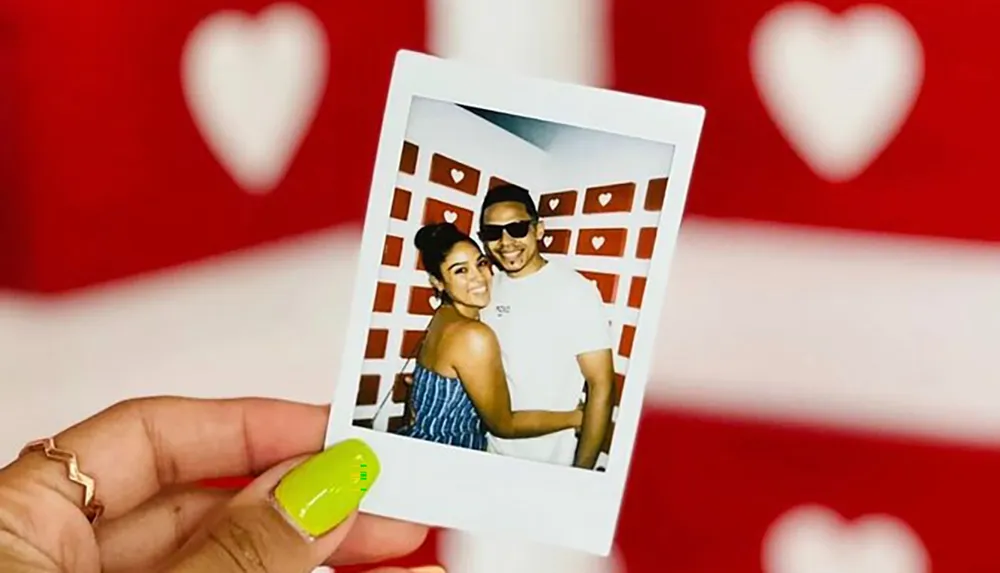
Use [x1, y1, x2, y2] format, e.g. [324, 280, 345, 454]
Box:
[411, 567, 447, 573]
[273, 438, 381, 537]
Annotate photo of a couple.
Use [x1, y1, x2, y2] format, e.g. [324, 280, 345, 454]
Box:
[329, 53, 697, 552]
[392, 184, 616, 470]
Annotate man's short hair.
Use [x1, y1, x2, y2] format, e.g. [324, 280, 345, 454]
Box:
[479, 183, 539, 224]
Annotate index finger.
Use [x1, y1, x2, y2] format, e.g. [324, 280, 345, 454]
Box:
[9, 396, 330, 520]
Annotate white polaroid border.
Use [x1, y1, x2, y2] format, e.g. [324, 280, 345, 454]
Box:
[326, 50, 705, 556]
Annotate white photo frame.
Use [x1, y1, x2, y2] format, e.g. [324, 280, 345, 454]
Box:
[325, 50, 705, 556]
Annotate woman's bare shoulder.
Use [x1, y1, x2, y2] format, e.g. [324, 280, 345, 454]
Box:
[445, 319, 500, 358]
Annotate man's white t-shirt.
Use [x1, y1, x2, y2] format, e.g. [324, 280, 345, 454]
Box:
[481, 259, 613, 466]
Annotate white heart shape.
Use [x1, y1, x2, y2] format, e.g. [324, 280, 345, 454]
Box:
[763, 505, 930, 573]
[591, 236, 606, 250]
[443, 210, 458, 224]
[548, 198, 560, 210]
[542, 235, 554, 247]
[750, 3, 923, 182]
[182, 4, 328, 194]
[598, 192, 612, 207]
[451, 168, 465, 183]
[428, 294, 441, 309]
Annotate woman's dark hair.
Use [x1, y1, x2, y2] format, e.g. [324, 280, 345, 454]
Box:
[414, 222, 479, 281]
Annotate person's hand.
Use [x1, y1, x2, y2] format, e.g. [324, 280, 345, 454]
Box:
[572, 401, 586, 432]
[0, 397, 432, 573]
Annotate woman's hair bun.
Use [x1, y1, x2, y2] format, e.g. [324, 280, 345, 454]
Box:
[414, 222, 461, 252]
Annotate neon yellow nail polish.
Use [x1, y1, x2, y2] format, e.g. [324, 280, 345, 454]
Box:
[273, 438, 380, 537]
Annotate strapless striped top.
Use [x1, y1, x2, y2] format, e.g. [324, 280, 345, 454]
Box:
[394, 363, 488, 451]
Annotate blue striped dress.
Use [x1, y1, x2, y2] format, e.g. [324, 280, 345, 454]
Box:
[394, 363, 488, 451]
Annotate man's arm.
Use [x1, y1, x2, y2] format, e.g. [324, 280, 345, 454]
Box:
[573, 348, 615, 469]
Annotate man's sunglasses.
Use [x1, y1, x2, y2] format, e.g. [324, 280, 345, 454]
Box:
[478, 220, 533, 242]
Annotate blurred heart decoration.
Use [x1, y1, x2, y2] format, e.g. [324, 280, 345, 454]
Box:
[763, 504, 930, 573]
[181, 3, 329, 194]
[750, 2, 924, 183]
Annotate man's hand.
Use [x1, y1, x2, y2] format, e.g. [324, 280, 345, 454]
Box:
[574, 399, 586, 436]
[573, 349, 615, 470]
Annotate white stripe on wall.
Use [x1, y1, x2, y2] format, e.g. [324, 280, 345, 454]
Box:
[426, 0, 611, 87]
[2, 218, 1000, 462]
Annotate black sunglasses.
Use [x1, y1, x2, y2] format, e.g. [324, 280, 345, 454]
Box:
[478, 220, 533, 242]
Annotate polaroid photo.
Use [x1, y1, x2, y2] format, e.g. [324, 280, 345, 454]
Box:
[325, 50, 705, 555]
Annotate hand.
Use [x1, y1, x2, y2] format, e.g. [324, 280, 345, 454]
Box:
[572, 400, 586, 432]
[0, 397, 431, 573]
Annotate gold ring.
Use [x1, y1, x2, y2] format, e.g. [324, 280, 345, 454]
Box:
[19, 438, 104, 524]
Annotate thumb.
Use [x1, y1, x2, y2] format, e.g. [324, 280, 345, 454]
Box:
[164, 438, 381, 573]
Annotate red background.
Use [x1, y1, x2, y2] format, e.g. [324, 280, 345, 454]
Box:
[0, 1, 424, 292]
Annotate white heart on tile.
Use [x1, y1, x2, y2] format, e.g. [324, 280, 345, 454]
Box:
[591, 236, 606, 250]
[763, 504, 930, 573]
[443, 210, 458, 224]
[428, 294, 441, 309]
[543, 235, 554, 247]
[181, 3, 328, 193]
[548, 198, 560, 210]
[451, 169, 465, 183]
[598, 192, 612, 207]
[750, 2, 923, 182]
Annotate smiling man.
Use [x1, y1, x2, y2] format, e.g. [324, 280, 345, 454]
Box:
[477, 184, 615, 469]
